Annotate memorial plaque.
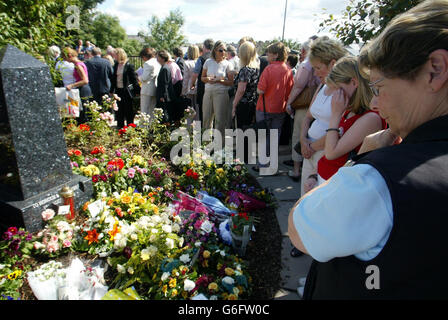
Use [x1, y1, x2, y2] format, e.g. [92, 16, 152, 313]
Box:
[0, 45, 93, 232]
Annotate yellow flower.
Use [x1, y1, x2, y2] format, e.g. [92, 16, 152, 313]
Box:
[208, 282, 218, 291]
[162, 285, 168, 295]
[222, 293, 228, 299]
[182, 291, 188, 299]
[216, 168, 224, 175]
[203, 250, 211, 259]
[217, 263, 222, 271]
[225, 268, 235, 276]
[227, 294, 238, 300]
[237, 285, 244, 294]
[121, 195, 132, 204]
[201, 259, 209, 268]
[108, 221, 121, 241]
[132, 155, 145, 166]
[7, 270, 22, 280]
[171, 289, 178, 297]
[205, 160, 212, 168]
[169, 278, 177, 288]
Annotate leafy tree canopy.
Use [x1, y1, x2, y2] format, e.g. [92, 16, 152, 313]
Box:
[138, 9, 186, 52]
[319, 0, 421, 46]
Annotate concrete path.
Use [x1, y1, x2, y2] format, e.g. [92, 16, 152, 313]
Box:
[245, 144, 313, 300]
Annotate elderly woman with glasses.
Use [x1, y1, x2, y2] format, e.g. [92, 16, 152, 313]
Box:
[289, 0, 448, 299]
[201, 40, 235, 140]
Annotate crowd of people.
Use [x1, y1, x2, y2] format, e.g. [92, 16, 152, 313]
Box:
[47, 0, 448, 299]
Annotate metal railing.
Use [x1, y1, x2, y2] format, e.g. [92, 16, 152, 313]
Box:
[129, 56, 143, 69]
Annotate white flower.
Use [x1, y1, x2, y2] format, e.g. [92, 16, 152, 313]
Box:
[209, 295, 218, 300]
[222, 276, 235, 286]
[149, 234, 157, 243]
[127, 267, 134, 275]
[117, 264, 126, 274]
[172, 223, 180, 233]
[161, 272, 170, 281]
[178, 237, 184, 248]
[0, 264, 5, 270]
[179, 254, 191, 264]
[162, 224, 172, 234]
[233, 287, 240, 295]
[152, 215, 161, 224]
[151, 228, 159, 234]
[195, 241, 202, 247]
[166, 238, 175, 249]
[130, 233, 138, 241]
[184, 279, 196, 292]
[200, 220, 213, 234]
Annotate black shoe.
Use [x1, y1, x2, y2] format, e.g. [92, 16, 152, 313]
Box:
[290, 247, 304, 257]
[283, 159, 294, 167]
[252, 166, 259, 172]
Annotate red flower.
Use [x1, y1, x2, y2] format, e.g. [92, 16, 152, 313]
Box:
[128, 123, 136, 128]
[107, 158, 125, 170]
[186, 169, 198, 180]
[7, 227, 18, 235]
[90, 146, 105, 155]
[79, 124, 90, 132]
[115, 207, 123, 218]
[92, 175, 99, 183]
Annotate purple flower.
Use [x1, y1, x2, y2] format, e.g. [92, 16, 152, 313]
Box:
[2, 231, 13, 241]
[115, 150, 122, 157]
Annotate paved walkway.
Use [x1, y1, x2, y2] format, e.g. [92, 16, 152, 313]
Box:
[245, 144, 312, 300]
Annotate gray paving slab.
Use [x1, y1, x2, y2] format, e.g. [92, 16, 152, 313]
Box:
[280, 237, 313, 291]
[275, 201, 295, 236]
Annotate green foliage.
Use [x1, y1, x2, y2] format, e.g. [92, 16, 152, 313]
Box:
[319, 0, 421, 45]
[89, 13, 127, 49]
[138, 9, 186, 51]
[256, 38, 301, 55]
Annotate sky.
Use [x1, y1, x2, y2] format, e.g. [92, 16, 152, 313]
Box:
[96, 0, 352, 45]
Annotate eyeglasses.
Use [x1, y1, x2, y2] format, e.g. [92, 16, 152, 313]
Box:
[218, 49, 227, 53]
[369, 77, 385, 96]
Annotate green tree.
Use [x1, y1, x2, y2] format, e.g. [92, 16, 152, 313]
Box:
[138, 9, 186, 51]
[257, 38, 301, 56]
[319, 0, 421, 46]
[0, 0, 72, 58]
[89, 13, 127, 49]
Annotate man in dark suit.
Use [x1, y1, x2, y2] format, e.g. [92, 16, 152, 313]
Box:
[173, 47, 185, 76]
[85, 47, 114, 104]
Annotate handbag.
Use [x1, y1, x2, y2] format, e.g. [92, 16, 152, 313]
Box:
[126, 83, 141, 99]
[243, 94, 271, 133]
[291, 84, 317, 110]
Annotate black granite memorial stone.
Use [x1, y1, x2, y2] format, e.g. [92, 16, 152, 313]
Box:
[0, 45, 93, 233]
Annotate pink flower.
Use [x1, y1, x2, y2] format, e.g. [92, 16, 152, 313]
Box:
[51, 235, 59, 242]
[62, 240, 71, 248]
[47, 241, 60, 253]
[127, 168, 136, 179]
[41, 209, 55, 221]
[194, 220, 203, 230]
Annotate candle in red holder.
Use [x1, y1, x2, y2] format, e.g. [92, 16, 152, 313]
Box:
[59, 186, 75, 220]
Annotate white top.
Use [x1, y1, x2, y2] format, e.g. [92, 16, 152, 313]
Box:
[203, 58, 233, 92]
[293, 164, 393, 262]
[307, 84, 332, 141]
[140, 58, 161, 96]
[117, 64, 125, 89]
[228, 56, 240, 73]
[55, 60, 76, 87]
[182, 59, 197, 96]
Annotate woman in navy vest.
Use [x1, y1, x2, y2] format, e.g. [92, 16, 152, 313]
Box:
[289, 0, 448, 299]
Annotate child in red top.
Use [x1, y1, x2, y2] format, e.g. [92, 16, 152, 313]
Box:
[309, 56, 387, 187]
